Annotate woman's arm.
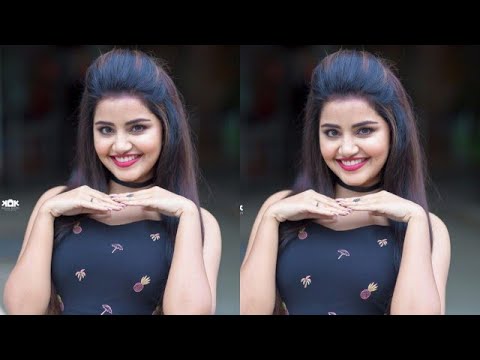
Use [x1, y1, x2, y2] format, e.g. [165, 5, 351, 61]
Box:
[4, 185, 121, 314]
[3, 186, 66, 314]
[391, 212, 450, 315]
[240, 191, 292, 315]
[338, 191, 451, 315]
[199, 209, 222, 314]
[240, 205, 282, 315]
[240, 189, 345, 314]
[110, 187, 221, 315]
[162, 203, 220, 314]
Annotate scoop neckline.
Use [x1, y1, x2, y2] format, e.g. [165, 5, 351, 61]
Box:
[311, 221, 390, 232]
[85, 216, 162, 227]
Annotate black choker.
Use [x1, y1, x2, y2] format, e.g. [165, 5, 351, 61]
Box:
[336, 177, 382, 193]
[109, 173, 155, 189]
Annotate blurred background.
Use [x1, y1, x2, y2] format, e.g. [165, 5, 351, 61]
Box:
[240, 45, 480, 314]
[0, 45, 239, 314]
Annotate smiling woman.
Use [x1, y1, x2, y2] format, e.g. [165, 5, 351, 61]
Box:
[240, 49, 451, 315]
[93, 97, 163, 185]
[3, 49, 221, 315]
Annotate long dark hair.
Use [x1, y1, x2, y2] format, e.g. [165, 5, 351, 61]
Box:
[275, 49, 433, 314]
[47, 48, 203, 314]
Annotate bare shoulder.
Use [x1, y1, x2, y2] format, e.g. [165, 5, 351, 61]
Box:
[33, 185, 68, 212]
[262, 189, 292, 208]
[429, 213, 449, 236]
[39, 185, 68, 202]
[200, 208, 221, 251]
[18, 185, 68, 259]
[200, 208, 220, 231]
[428, 212, 450, 249]
[243, 190, 291, 258]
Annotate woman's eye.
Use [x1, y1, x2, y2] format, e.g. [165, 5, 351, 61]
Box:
[99, 127, 113, 134]
[131, 125, 146, 132]
[357, 127, 373, 135]
[325, 129, 338, 137]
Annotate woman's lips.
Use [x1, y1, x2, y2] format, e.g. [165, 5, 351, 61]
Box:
[336, 158, 368, 171]
[111, 155, 142, 168]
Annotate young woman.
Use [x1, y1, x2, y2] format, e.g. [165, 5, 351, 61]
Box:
[240, 49, 450, 315]
[4, 49, 221, 315]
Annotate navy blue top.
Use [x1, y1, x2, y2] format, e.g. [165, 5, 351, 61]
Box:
[51, 217, 173, 315]
[276, 222, 398, 315]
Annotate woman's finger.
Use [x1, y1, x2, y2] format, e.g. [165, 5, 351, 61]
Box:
[306, 204, 338, 217]
[317, 202, 350, 215]
[88, 196, 124, 210]
[88, 189, 125, 208]
[78, 200, 112, 214]
[109, 192, 148, 201]
[312, 192, 350, 211]
[114, 199, 148, 207]
[342, 202, 382, 213]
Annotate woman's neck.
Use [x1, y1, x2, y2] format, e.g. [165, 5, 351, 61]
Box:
[108, 181, 153, 194]
[334, 183, 382, 198]
[108, 173, 155, 194]
[334, 176, 383, 198]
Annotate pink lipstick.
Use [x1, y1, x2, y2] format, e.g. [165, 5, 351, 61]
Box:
[111, 155, 142, 168]
[336, 158, 368, 171]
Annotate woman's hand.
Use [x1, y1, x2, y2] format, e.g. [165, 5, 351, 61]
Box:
[265, 189, 351, 223]
[41, 185, 124, 218]
[109, 186, 197, 218]
[336, 190, 426, 223]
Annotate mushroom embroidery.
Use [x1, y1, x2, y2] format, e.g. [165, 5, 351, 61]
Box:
[150, 233, 160, 241]
[360, 282, 378, 300]
[72, 222, 82, 234]
[75, 269, 86, 281]
[133, 276, 151, 292]
[337, 249, 350, 259]
[111, 244, 123, 253]
[300, 275, 312, 288]
[101, 304, 112, 315]
[298, 227, 308, 240]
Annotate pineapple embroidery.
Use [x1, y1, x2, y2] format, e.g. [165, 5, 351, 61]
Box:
[377, 239, 388, 247]
[360, 282, 378, 300]
[337, 249, 350, 259]
[300, 275, 312, 288]
[75, 269, 86, 281]
[72, 222, 82, 234]
[150, 233, 160, 241]
[298, 227, 308, 240]
[133, 276, 151, 292]
[57, 295, 64, 312]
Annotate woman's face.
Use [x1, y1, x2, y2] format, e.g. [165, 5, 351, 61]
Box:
[93, 96, 162, 183]
[319, 98, 390, 187]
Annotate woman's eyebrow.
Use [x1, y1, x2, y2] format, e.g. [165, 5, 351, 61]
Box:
[320, 120, 378, 129]
[94, 118, 152, 126]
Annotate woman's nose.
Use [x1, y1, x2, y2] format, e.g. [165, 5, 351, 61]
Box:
[112, 134, 133, 153]
[339, 137, 359, 158]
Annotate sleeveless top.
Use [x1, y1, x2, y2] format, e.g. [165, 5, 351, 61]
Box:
[51, 217, 173, 315]
[276, 222, 398, 315]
